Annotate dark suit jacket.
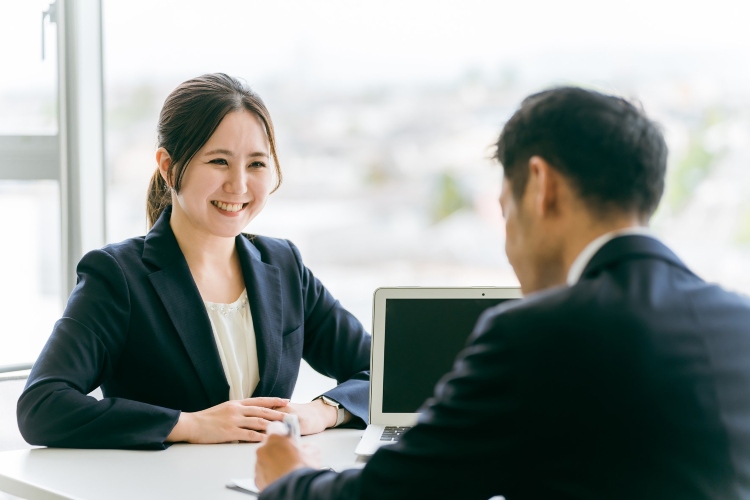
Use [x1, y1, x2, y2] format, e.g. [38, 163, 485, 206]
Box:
[17, 206, 371, 450]
[263, 235, 750, 500]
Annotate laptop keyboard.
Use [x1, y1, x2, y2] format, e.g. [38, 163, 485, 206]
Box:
[380, 426, 412, 441]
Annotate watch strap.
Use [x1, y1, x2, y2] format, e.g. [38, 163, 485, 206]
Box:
[318, 396, 346, 427]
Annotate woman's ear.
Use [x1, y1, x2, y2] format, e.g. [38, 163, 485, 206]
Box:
[155, 147, 172, 187]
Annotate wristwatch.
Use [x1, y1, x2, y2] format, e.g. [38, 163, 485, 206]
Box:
[318, 396, 346, 427]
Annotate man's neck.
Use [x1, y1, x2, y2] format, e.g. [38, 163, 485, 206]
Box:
[562, 215, 645, 285]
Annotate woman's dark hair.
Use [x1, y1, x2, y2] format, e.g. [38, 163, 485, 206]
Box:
[147, 73, 282, 228]
[495, 86, 668, 220]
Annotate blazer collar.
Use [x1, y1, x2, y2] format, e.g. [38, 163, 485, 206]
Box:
[580, 234, 691, 282]
[142, 206, 284, 404]
[142, 205, 183, 270]
[235, 233, 283, 397]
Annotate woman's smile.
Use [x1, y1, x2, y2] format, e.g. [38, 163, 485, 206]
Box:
[210, 200, 248, 214]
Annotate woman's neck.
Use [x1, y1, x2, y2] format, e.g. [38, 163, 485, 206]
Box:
[168, 209, 246, 303]
[170, 212, 234, 265]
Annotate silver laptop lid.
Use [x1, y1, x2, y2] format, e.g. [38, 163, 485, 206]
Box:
[369, 287, 522, 426]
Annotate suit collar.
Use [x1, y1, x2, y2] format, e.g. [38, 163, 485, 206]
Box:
[142, 205, 182, 270]
[142, 205, 284, 404]
[235, 234, 283, 397]
[143, 206, 228, 406]
[567, 227, 653, 285]
[580, 233, 690, 282]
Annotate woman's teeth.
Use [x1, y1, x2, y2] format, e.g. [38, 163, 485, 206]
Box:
[212, 201, 244, 212]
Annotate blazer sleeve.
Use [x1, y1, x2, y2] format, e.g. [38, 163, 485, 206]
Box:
[260, 307, 526, 500]
[17, 249, 180, 450]
[287, 241, 371, 425]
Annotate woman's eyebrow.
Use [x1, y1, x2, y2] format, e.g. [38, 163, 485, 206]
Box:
[203, 149, 268, 158]
[204, 148, 233, 156]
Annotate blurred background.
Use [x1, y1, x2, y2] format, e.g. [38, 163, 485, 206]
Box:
[1, 0, 750, 390]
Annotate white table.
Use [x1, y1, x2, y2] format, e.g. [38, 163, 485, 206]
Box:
[0, 429, 365, 500]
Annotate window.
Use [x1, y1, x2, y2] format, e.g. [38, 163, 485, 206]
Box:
[0, 1, 61, 369]
[5, 0, 747, 376]
[102, 0, 750, 397]
[103, 0, 750, 332]
[0, 0, 105, 370]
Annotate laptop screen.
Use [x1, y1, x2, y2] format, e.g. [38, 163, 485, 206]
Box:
[382, 298, 510, 413]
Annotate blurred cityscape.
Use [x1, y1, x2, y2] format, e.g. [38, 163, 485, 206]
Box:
[105, 63, 750, 331]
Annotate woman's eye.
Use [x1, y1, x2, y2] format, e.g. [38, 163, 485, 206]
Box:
[209, 158, 228, 165]
[249, 161, 266, 168]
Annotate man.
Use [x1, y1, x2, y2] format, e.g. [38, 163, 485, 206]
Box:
[254, 87, 750, 499]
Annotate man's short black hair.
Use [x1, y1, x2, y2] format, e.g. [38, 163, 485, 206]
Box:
[495, 86, 668, 219]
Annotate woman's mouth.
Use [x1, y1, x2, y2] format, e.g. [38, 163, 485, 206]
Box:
[211, 201, 248, 213]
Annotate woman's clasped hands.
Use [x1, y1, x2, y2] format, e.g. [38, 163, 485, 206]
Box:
[166, 396, 338, 443]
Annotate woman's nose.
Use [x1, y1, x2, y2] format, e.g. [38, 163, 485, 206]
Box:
[224, 167, 248, 194]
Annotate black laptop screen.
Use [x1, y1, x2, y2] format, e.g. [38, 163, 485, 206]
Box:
[382, 298, 510, 414]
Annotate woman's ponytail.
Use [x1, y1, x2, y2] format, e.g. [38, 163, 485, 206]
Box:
[146, 169, 171, 229]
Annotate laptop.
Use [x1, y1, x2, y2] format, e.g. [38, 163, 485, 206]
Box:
[355, 286, 522, 456]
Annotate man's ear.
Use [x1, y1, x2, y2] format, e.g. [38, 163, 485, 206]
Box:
[155, 147, 173, 187]
[528, 155, 561, 217]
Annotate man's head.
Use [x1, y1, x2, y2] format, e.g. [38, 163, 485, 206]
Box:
[495, 87, 668, 294]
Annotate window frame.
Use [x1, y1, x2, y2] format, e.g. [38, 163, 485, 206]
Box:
[0, 0, 105, 371]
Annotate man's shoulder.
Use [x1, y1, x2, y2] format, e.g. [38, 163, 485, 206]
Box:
[478, 264, 750, 353]
[472, 276, 645, 350]
[480, 284, 584, 329]
[471, 284, 588, 349]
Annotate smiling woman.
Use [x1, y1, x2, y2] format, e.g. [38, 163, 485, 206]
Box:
[16, 73, 371, 449]
[161, 111, 275, 245]
[146, 74, 282, 230]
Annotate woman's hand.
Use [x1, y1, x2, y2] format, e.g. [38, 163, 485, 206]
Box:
[166, 397, 289, 443]
[272, 399, 344, 435]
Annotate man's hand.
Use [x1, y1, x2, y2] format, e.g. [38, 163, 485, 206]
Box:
[272, 399, 340, 435]
[166, 397, 289, 443]
[255, 434, 321, 490]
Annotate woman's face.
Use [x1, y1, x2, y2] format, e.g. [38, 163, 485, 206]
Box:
[170, 110, 275, 239]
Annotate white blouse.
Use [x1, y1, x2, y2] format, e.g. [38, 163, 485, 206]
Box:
[204, 289, 260, 400]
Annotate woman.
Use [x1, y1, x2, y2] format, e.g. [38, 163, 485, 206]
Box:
[17, 73, 371, 450]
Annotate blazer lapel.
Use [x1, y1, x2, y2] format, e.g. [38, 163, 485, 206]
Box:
[235, 235, 284, 397]
[143, 207, 229, 407]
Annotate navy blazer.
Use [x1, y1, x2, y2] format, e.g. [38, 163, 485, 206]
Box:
[17, 206, 371, 450]
[263, 235, 750, 500]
